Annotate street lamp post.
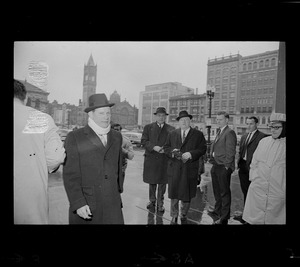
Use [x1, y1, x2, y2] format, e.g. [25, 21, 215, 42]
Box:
[206, 85, 215, 160]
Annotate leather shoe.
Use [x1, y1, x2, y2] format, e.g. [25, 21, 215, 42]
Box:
[213, 218, 228, 225]
[171, 217, 178, 224]
[146, 201, 156, 209]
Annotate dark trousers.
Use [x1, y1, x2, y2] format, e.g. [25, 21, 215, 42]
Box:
[211, 164, 232, 222]
[238, 159, 251, 205]
[149, 184, 167, 208]
[170, 199, 190, 218]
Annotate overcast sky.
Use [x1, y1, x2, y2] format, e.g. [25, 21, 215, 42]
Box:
[14, 41, 279, 108]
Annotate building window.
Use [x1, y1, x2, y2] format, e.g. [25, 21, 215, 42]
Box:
[268, 106, 272, 112]
[264, 88, 269, 94]
[248, 62, 252, 71]
[271, 58, 276, 66]
[251, 106, 255, 113]
[229, 100, 235, 107]
[215, 85, 221, 91]
[262, 117, 266, 124]
[265, 59, 270, 67]
[222, 92, 228, 99]
[222, 84, 228, 90]
[241, 108, 244, 113]
[253, 61, 258, 69]
[264, 78, 269, 85]
[229, 92, 235, 98]
[222, 76, 228, 83]
[240, 117, 244, 124]
[247, 80, 252, 87]
[243, 63, 247, 71]
[257, 107, 261, 113]
[259, 60, 264, 68]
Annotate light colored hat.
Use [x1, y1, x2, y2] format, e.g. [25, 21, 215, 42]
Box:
[270, 112, 286, 122]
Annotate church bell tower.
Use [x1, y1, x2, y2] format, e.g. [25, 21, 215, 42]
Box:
[82, 54, 97, 110]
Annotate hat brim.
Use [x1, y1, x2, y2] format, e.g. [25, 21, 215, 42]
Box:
[154, 112, 169, 115]
[176, 114, 193, 121]
[84, 103, 115, 113]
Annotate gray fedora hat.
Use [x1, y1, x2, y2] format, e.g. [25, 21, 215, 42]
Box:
[176, 110, 193, 121]
[84, 93, 114, 113]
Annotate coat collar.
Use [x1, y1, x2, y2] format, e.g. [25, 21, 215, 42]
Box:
[84, 125, 113, 151]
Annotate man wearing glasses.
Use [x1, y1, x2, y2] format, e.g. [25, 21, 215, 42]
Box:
[242, 113, 286, 224]
[235, 116, 266, 223]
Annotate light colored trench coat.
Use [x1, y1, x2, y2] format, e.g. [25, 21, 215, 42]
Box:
[14, 100, 65, 224]
[243, 136, 286, 224]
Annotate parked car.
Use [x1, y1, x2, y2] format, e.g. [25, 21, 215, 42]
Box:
[57, 129, 71, 143]
[122, 131, 142, 147]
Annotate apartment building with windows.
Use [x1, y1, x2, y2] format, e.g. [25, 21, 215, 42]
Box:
[168, 93, 207, 130]
[138, 82, 194, 126]
[206, 54, 241, 136]
[236, 50, 278, 135]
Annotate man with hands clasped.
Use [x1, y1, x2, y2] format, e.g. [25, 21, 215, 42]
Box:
[141, 107, 175, 213]
[164, 110, 207, 224]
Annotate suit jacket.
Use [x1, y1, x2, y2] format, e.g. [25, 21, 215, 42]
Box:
[63, 125, 124, 224]
[237, 130, 267, 170]
[210, 125, 237, 170]
[164, 127, 207, 201]
[141, 122, 175, 184]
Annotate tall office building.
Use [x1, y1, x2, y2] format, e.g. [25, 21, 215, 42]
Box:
[138, 82, 194, 126]
[236, 50, 278, 134]
[206, 54, 241, 136]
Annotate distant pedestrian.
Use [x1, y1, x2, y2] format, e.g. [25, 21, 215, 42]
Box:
[235, 116, 266, 223]
[141, 107, 175, 213]
[63, 94, 124, 224]
[209, 111, 237, 225]
[164, 110, 206, 224]
[14, 79, 65, 224]
[111, 123, 134, 178]
[243, 113, 286, 224]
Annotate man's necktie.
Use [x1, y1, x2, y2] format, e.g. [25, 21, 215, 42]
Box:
[99, 134, 107, 147]
[241, 132, 252, 159]
[214, 128, 221, 143]
[182, 130, 186, 143]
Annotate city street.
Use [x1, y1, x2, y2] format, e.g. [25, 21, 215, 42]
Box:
[48, 147, 244, 225]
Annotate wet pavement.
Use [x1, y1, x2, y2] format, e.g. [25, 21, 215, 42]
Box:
[48, 147, 245, 225]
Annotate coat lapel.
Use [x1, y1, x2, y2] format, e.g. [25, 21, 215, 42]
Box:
[214, 125, 228, 144]
[180, 127, 194, 148]
[84, 125, 106, 150]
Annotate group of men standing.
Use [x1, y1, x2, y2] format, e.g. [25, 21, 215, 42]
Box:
[14, 83, 285, 225]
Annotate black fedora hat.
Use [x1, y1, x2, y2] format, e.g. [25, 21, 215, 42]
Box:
[153, 107, 169, 115]
[176, 110, 193, 121]
[84, 94, 115, 113]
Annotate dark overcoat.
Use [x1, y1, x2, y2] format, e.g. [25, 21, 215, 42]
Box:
[164, 127, 207, 201]
[141, 122, 175, 184]
[237, 130, 267, 170]
[63, 125, 124, 224]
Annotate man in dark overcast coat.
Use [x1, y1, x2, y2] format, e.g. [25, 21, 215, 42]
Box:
[141, 107, 175, 213]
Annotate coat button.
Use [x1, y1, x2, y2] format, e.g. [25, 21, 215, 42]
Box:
[105, 175, 108, 179]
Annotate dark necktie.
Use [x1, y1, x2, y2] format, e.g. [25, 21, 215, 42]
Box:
[214, 128, 221, 143]
[241, 132, 252, 159]
[182, 130, 186, 143]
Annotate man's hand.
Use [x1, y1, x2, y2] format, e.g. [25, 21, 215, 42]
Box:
[153, 146, 164, 153]
[76, 205, 92, 219]
[182, 152, 192, 163]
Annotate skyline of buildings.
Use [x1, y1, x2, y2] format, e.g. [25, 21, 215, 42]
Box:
[18, 47, 283, 135]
